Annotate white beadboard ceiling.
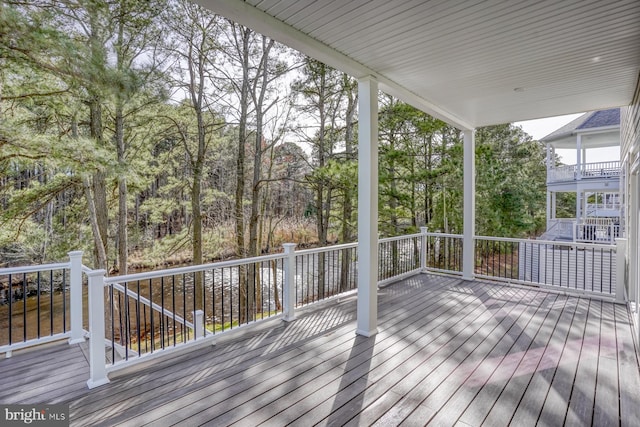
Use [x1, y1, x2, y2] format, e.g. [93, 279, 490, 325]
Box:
[196, 0, 640, 130]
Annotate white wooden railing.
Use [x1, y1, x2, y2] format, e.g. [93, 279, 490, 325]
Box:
[548, 161, 621, 183]
[0, 252, 85, 358]
[84, 232, 426, 388]
[474, 236, 622, 299]
[1, 230, 627, 389]
[582, 161, 621, 177]
[547, 164, 577, 182]
[542, 219, 576, 241]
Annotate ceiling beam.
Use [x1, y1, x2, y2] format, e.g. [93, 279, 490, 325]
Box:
[195, 0, 475, 130]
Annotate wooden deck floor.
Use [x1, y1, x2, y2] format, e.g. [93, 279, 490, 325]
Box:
[2, 274, 640, 426]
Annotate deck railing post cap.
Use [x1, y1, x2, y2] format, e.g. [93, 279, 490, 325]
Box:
[68, 250, 84, 257]
[283, 243, 297, 251]
[86, 269, 106, 278]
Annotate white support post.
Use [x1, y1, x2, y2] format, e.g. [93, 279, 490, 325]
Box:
[356, 76, 378, 338]
[576, 134, 582, 180]
[616, 238, 627, 303]
[546, 191, 551, 229]
[546, 143, 551, 170]
[193, 310, 204, 339]
[86, 269, 109, 389]
[68, 251, 85, 344]
[282, 243, 297, 322]
[576, 190, 582, 227]
[420, 227, 428, 271]
[462, 129, 476, 281]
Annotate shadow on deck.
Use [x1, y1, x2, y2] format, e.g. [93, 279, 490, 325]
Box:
[1, 274, 639, 426]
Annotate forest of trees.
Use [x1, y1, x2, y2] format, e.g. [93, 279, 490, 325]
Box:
[0, 0, 551, 271]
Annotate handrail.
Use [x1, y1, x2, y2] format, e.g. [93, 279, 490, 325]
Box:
[379, 232, 423, 243]
[103, 253, 285, 284]
[475, 234, 615, 248]
[425, 232, 463, 238]
[0, 262, 70, 275]
[295, 242, 357, 256]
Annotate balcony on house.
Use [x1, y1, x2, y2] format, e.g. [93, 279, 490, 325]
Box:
[2, 0, 640, 426]
[541, 109, 622, 243]
[1, 232, 637, 425]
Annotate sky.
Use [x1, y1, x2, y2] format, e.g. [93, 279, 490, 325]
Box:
[514, 113, 620, 163]
[514, 113, 583, 141]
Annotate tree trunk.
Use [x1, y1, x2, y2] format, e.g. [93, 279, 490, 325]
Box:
[235, 27, 251, 323]
[339, 77, 356, 292]
[89, 98, 109, 268]
[116, 103, 128, 275]
[83, 177, 108, 270]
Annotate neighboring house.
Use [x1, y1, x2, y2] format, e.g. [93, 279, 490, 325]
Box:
[541, 108, 622, 243]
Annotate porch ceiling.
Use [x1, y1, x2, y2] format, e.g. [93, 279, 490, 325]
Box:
[196, 0, 640, 130]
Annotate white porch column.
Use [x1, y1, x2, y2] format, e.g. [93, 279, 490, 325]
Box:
[356, 76, 378, 337]
[462, 129, 475, 281]
[576, 134, 582, 180]
[546, 191, 551, 229]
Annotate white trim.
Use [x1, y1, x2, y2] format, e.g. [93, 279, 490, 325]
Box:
[575, 125, 621, 135]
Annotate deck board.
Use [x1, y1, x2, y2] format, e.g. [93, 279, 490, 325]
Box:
[614, 304, 640, 427]
[265, 286, 508, 427]
[125, 277, 463, 426]
[481, 294, 576, 426]
[564, 299, 602, 426]
[423, 290, 550, 426]
[351, 287, 526, 426]
[593, 301, 620, 426]
[1, 274, 639, 427]
[532, 297, 588, 425]
[411, 291, 535, 418]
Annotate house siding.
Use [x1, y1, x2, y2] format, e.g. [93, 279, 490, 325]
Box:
[621, 73, 640, 158]
[620, 71, 640, 339]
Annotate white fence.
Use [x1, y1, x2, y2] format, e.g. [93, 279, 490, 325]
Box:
[1, 230, 625, 389]
[548, 161, 621, 183]
[0, 251, 85, 357]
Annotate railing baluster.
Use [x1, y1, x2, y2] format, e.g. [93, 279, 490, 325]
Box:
[136, 280, 141, 355]
[110, 284, 115, 365]
[49, 269, 53, 336]
[37, 271, 41, 339]
[8, 273, 13, 347]
[161, 276, 165, 348]
[22, 273, 27, 342]
[149, 279, 154, 352]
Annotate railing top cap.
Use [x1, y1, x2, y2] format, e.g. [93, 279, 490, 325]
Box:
[86, 269, 107, 277]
